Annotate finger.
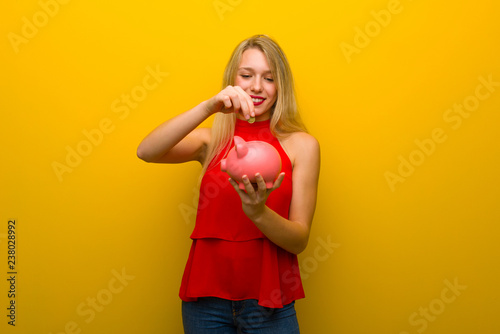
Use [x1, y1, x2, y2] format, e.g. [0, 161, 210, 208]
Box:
[271, 172, 285, 191]
[229, 91, 242, 114]
[228, 178, 245, 196]
[254, 173, 268, 195]
[241, 175, 257, 198]
[239, 87, 255, 117]
[221, 95, 233, 110]
[228, 177, 238, 189]
[232, 86, 248, 119]
[234, 86, 254, 119]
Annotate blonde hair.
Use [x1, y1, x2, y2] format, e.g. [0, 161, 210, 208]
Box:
[202, 34, 307, 174]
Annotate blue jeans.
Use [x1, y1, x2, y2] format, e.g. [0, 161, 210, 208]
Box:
[182, 297, 300, 334]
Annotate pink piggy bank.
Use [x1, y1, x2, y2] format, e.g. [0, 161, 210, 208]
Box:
[221, 136, 282, 190]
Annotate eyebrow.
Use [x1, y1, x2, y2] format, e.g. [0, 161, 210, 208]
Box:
[238, 67, 272, 74]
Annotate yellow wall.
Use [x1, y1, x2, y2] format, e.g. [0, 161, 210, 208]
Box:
[1, 0, 499, 333]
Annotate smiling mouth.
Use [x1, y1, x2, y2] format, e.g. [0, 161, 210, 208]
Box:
[251, 96, 266, 106]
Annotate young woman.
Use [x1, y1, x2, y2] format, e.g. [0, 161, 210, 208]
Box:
[137, 34, 320, 334]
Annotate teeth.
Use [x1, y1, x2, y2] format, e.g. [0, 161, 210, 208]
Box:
[252, 98, 264, 103]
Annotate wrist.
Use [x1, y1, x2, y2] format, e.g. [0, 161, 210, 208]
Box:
[249, 205, 269, 226]
[201, 99, 215, 118]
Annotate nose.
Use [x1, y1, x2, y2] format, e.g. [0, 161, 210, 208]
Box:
[251, 77, 263, 93]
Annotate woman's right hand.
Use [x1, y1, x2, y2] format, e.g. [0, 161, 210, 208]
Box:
[204, 85, 255, 120]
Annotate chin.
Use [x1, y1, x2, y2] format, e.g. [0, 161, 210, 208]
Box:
[257, 103, 273, 113]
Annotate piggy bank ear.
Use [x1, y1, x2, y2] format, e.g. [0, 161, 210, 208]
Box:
[234, 136, 248, 158]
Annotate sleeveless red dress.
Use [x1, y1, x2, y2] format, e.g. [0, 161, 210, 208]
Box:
[179, 118, 304, 308]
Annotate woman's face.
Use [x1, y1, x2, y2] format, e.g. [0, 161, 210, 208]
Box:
[234, 48, 277, 120]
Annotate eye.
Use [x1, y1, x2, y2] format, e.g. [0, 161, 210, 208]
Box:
[265, 77, 274, 82]
[240, 74, 251, 78]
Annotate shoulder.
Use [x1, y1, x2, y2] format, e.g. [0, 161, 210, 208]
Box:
[286, 132, 319, 150]
[280, 132, 320, 167]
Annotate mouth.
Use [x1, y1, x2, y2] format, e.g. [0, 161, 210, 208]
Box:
[250, 95, 266, 106]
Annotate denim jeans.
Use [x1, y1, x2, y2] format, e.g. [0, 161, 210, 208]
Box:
[182, 297, 300, 334]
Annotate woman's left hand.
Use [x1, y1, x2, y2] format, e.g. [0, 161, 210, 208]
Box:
[229, 172, 285, 221]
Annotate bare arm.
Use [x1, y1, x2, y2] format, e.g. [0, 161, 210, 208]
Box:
[229, 133, 321, 254]
[137, 101, 212, 164]
[137, 85, 255, 165]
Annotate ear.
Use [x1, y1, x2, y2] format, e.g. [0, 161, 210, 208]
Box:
[234, 136, 248, 158]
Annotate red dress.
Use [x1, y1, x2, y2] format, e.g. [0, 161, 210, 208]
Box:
[179, 118, 304, 308]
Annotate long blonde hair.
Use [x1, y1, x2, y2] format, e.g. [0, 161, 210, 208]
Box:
[202, 34, 307, 174]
